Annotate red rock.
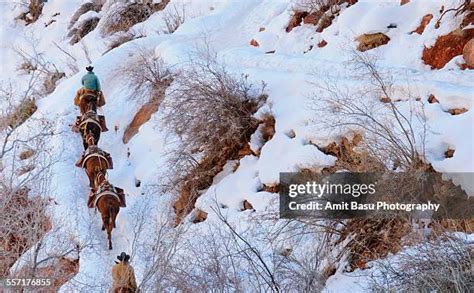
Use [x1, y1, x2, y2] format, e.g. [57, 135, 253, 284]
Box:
[401, 0, 410, 5]
[259, 27, 265, 32]
[241, 200, 254, 211]
[448, 108, 468, 115]
[303, 11, 323, 25]
[356, 33, 390, 52]
[463, 39, 474, 67]
[250, 39, 260, 47]
[286, 11, 308, 32]
[445, 149, 455, 158]
[411, 14, 433, 35]
[422, 29, 474, 69]
[428, 94, 439, 104]
[318, 40, 328, 47]
[192, 209, 208, 223]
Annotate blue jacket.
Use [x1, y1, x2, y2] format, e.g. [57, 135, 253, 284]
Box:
[81, 71, 101, 91]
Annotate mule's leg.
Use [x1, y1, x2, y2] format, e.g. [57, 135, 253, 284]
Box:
[108, 206, 115, 250]
[101, 214, 107, 231]
[88, 171, 95, 189]
[108, 227, 112, 250]
[112, 207, 119, 228]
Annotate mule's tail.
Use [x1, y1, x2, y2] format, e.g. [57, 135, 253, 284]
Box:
[107, 206, 115, 250]
[108, 206, 115, 231]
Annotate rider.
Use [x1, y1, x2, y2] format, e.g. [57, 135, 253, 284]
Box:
[112, 252, 137, 293]
[74, 65, 106, 108]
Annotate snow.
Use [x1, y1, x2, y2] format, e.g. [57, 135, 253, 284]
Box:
[1, 0, 473, 291]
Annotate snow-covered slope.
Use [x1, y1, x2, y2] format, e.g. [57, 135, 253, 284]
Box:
[1, 0, 473, 291]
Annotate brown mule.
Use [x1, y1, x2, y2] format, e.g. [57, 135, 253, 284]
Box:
[80, 119, 101, 150]
[78, 90, 98, 115]
[93, 172, 121, 250]
[83, 148, 112, 188]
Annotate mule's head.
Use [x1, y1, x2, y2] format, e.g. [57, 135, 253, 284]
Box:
[85, 132, 96, 147]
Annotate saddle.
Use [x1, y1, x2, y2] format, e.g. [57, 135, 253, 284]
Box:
[74, 88, 105, 107]
[88, 182, 126, 208]
[72, 112, 108, 132]
[75, 145, 114, 169]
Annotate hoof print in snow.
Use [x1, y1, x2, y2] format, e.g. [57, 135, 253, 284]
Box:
[422, 29, 474, 69]
[135, 178, 141, 187]
[241, 200, 254, 211]
[192, 209, 208, 223]
[387, 23, 397, 29]
[445, 148, 455, 158]
[411, 14, 433, 35]
[286, 129, 296, 139]
[265, 50, 276, 54]
[356, 33, 390, 52]
[250, 39, 260, 47]
[448, 108, 468, 115]
[318, 40, 328, 48]
[280, 247, 293, 257]
[428, 94, 439, 104]
[259, 27, 265, 32]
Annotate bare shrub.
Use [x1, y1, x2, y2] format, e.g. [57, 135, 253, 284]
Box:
[16, 0, 45, 25]
[7, 98, 37, 129]
[162, 4, 186, 34]
[117, 47, 172, 142]
[68, 0, 103, 29]
[300, 0, 343, 14]
[117, 47, 173, 100]
[0, 187, 51, 276]
[100, 1, 170, 36]
[312, 51, 427, 171]
[163, 54, 267, 221]
[104, 30, 145, 54]
[69, 16, 100, 45]
[309, 51, 433, 271]
[436, 0, 473, 28]
[14, 36, 65, 97]
[43, 71, 66, 94]
[369, 235, 474, 292]
[0, 89, 59, 276]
